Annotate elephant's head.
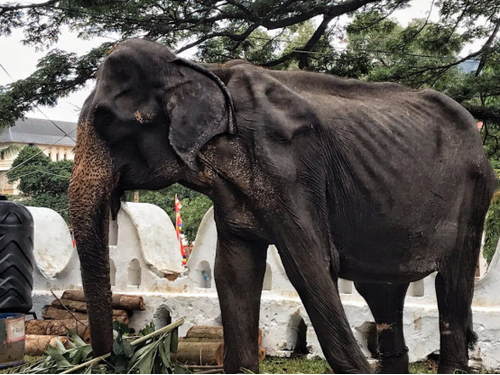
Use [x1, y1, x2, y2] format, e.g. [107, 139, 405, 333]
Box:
[68, 39, 235, 355]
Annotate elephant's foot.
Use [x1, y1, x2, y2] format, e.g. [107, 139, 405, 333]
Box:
[437, 361, 469, 374]
[224, 362, 259, 374]
[377, 352, 409, 374]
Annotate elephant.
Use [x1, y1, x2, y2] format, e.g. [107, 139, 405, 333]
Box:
[68, 38, 496, 374]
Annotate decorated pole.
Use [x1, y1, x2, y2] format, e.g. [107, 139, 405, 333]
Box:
[174, 194, 187, 265]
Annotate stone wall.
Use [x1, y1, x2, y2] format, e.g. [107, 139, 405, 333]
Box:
[28, 203, 500, 370]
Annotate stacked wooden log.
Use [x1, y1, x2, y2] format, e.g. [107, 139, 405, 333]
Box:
[24, 289, 145, 355]
[174, 326, 266, 368]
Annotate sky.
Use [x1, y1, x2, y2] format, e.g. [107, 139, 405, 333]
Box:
[0, 0, 486, 123]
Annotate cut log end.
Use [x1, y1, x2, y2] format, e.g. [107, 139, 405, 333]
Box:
[25, 335, 70, 356]
[186, 325, 263, 345]
[25, 319, 90, 341]
[173, 341, 224, 366]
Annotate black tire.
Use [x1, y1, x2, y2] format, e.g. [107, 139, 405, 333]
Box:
[0, 202, 34, 313]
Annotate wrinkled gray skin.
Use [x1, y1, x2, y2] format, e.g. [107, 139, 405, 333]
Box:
[69, 39, 496, 374]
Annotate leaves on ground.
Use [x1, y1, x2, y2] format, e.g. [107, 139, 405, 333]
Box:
[2, 321, 183, 374]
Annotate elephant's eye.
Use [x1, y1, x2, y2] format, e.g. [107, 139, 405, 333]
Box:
[94, 106, 115, 128]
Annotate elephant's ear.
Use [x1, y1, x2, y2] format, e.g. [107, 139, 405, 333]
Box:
[165, 58, 236, 169]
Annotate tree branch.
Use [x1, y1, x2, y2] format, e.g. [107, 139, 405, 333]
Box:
[225, 0, 259, 22]
[231, 23, 260, 50]
[176, 0, 382, 59]
[260, 0, 380, 30]
[262, 0, 381, 67]
[175, 24, 259, 53]
[404, 48, 484, 79]
[401, 15, 499, 83]
[298, 14, 334, 69]
[475, 19, 500, 76]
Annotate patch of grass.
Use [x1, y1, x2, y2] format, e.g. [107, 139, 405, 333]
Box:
[409, 360, 438, 374]
[261, 357, 438, 374]
[261, 357, 498, 374]
[261, 356, 331, 374]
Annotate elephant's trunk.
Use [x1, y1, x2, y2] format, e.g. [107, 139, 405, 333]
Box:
[69, 118, 116, 356]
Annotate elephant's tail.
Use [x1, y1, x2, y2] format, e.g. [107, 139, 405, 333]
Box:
[465, 166, 495, 352]
[466, 307, 478, 350]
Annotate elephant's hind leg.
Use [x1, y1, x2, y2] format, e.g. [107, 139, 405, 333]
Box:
[435, 179, 491, 373]
[435, 258, 478, 373]
[355, 282, 410, 374]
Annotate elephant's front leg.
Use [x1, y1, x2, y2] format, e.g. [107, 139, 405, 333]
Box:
[214, 233, 268, 373]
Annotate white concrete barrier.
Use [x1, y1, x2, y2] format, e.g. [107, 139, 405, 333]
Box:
[108, 202, 185, 292]
[29, 203, 500, 370]
[29, 207, 81, 293]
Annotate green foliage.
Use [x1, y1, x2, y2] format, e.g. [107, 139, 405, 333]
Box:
[178, 195, 213, 242]
[196, 20, 333, 71]
[23, 193, 70, 220]
[342, 9, 499, 124]
[3, 321, 183, 374]
[7, 146, 72, 221]
[7, 146, 50, 186]
[484, 193, 500, 264]
[482, 122, 500, 173]
[341, 13, 466, 85]
[128, 331, 176, 374]
[138, 321, 156, 337]
[7, 146, 71, 195]
[198, 27, 281, 64]
[2, 331, 94, 374]
[137, 184, 212, 243]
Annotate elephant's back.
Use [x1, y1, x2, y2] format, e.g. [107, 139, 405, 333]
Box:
[319, 87, 488, 185]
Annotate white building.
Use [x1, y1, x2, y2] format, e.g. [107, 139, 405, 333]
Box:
[0, 118, 76, 195]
